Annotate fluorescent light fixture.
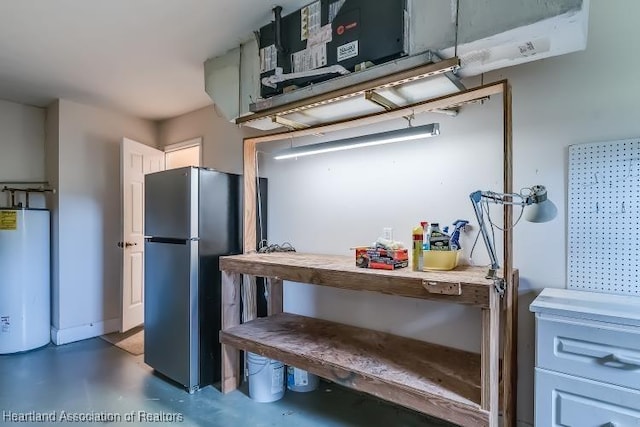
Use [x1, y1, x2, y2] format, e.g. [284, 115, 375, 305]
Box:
[273, 123, 440, 160]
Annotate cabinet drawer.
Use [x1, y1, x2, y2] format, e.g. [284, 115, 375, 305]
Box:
[536, 313, 640, 390]
[535, 368, 640, 427]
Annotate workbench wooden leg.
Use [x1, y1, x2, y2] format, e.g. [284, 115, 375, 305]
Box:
[242, 275, 257, 322]
[503, 271, 519, 426]
[267, 277, 283, 316]
[482, 289, 500, 427]
[221, 270, 241, 393]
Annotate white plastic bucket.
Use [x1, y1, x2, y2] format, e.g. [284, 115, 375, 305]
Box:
[287, 366, 319, 392]
[247, 352, 285, 403]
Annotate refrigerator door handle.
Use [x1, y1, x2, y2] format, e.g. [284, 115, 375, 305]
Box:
[144, 237, 200, 240]
[145, 237, 200, 244]
[146, 237, 188, 245]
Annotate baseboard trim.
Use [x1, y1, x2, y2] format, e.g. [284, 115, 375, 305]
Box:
[51, 318, 120, 345]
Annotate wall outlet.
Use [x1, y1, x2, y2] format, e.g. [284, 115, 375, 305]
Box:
[383, 227, 393, 241]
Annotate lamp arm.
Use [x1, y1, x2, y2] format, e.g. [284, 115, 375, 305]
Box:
[479, 190, 532, 206]
[470, 191, 501, 279]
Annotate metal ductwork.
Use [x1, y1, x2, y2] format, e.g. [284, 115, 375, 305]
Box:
[411, 0, 589, 77]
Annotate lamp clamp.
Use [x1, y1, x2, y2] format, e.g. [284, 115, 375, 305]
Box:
[493, 278, 506, 297]
[485, 267, 505, 297]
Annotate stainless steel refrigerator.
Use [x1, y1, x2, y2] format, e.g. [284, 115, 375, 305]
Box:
[143, 166, 267, 393]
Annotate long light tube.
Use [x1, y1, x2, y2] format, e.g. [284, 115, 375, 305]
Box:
[273, 123, 440, 160]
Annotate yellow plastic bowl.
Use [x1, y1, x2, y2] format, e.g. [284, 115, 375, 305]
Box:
[423, 249, 461, 271]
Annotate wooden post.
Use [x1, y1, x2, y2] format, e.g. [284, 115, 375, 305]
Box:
[242, 139, 259, 321]
[241, 275, 257, 322]
[221, 270, 241, 393]
[503, 270, 519, 426]
[502, 82, 517, 427]
[482, 289, 501, 427]
[267, 277, 284, 316]
[243, 139, 258, 253]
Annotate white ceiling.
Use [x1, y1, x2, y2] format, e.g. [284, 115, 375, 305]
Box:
[0, 0, 308, 120]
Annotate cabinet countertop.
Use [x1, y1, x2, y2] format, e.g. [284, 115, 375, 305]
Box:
[530, 287, 640, 327]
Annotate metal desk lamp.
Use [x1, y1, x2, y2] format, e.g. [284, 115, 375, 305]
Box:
[469, 185, 557, 292]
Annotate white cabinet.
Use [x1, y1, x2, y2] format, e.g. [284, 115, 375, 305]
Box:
[536, 369, 640, 426]
[531, 288, 640, 427]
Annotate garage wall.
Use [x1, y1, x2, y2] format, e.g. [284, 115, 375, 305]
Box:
[0, 99, 46, 207]
[157, 104, 244, 174]
[48, 99, 158, 344]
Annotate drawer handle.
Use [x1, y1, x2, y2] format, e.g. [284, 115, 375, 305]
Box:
[559, 340, 640, 369]
[610, 353, 640, 367]
[559, 340, 610, 359]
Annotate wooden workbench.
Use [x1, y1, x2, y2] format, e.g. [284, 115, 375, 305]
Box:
[219, 252, 515, 427]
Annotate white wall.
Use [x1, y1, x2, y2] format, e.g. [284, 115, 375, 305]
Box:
[0, 99, 46, 207]
[260, 2, 637, 424]
[49, 99, 157, 344]
[158, 104, 244, 174]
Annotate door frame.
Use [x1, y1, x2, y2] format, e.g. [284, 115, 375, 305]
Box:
[165, 137, 203, 168]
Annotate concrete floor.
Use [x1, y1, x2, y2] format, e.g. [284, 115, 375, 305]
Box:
[0, 338, 454, 427]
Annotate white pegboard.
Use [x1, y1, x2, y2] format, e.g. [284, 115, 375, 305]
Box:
[568, 139, 640, 295]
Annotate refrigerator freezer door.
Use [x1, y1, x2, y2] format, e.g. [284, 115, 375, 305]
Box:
[144, 239, 199, 391]
[145, 167, 198, 239]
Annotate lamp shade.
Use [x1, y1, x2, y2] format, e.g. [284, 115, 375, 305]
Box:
[524, 198, 557, 223]
[273, 123, 440, 160]
[522, 185, 557, 223]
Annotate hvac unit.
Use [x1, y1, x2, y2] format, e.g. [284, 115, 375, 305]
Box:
[258, 0, 408, 99]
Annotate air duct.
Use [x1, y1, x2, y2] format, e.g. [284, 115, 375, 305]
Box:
[410, 0, 589, 77]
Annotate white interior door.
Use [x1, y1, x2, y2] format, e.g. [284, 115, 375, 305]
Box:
[120, 138, 165, 332]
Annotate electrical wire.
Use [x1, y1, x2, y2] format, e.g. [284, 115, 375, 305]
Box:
[469, 194, 525, 265]
[469, 217, 483, 264]
[255, 150, 265, 244]
[258, 241, 296, 253]
[484, 190, 528, 232]
[469, 195, 525, 266]
[242, 151, 297, 327]
[242, 150, 266, 326]
[454, 0, 460, 58]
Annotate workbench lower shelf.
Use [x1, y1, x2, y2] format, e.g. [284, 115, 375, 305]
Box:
[220, 312, 489, 426]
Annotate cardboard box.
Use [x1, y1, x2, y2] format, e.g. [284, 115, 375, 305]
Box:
[354, 247, 408, 270]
